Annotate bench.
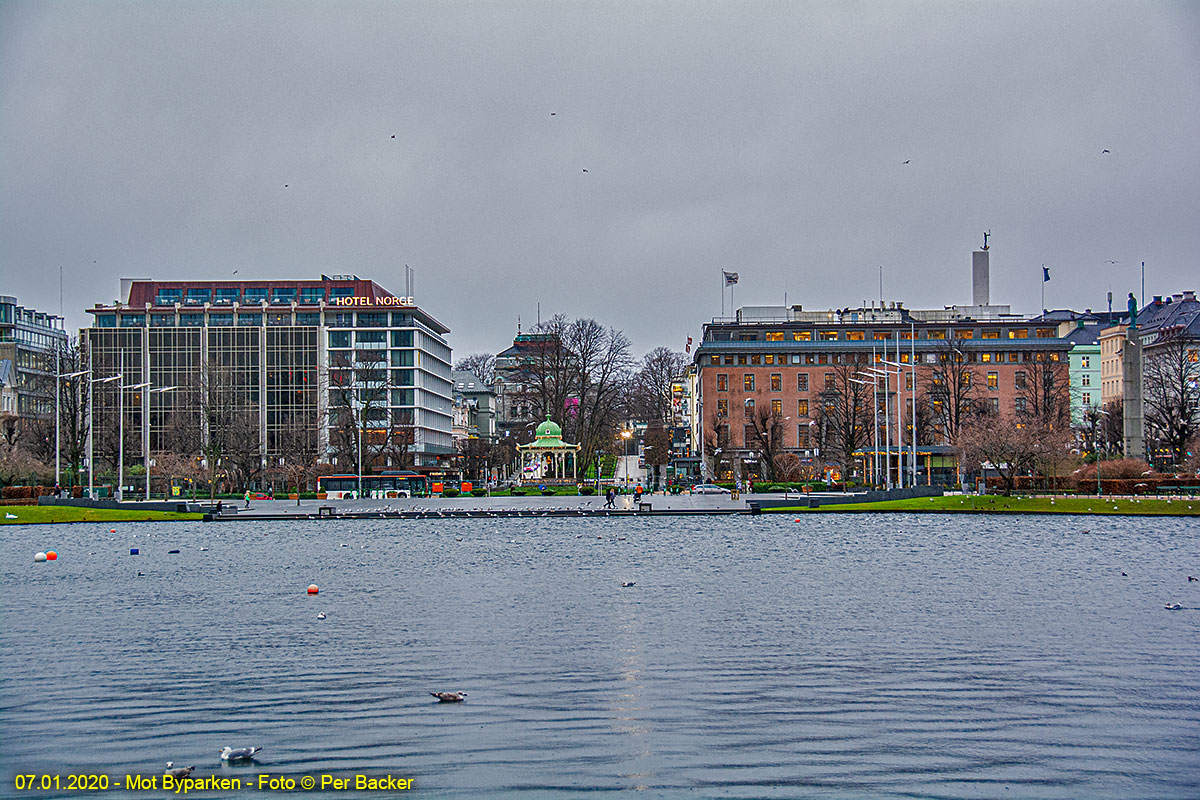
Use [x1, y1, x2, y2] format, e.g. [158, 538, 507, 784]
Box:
[318, 506, 336, 517]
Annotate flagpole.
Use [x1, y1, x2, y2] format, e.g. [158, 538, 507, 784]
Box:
[721, 271, 725, 318]
[1041, 265, 1045, 313]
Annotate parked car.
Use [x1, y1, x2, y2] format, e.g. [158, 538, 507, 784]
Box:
[691, 483, 731, 495]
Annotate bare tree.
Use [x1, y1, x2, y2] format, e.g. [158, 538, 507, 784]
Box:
[703, 412, 733, 482]
[816, 359, 873, 475]
[745, 403, 786, 481]
[1017, 355, 1071, 431]
[924, 344, 978, 446]
[1142, 328, 1200, 468]
[1100, 399, 1124, 456]
[454, 352, 497, 386]
[957, 409, 1040, 495]
[627, 347, 689, 427]
[565, 318, 635, 480]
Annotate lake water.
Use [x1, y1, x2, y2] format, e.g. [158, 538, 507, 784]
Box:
[2, 514, 1198, 798]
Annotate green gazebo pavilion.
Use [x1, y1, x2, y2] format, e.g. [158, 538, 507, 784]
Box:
[517, 416, 581, 485]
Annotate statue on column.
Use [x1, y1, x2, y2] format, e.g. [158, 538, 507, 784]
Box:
[1127, 292, 1138, 330]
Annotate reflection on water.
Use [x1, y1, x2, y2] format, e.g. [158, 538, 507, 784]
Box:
[2, 514, 1198, 798]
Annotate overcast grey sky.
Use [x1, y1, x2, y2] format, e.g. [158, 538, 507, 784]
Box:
[2, 1, 1197, 357]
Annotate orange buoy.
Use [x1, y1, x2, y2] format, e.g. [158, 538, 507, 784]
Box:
[46, 550, 58, 561]
[110, 529, 116, 533]
[307, 584, 319, 594]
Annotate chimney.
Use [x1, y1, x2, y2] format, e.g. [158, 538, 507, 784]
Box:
[972, 249, 990, 306]
[1183, 290, 1196, 301]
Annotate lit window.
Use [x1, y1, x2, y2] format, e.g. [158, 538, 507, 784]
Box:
[987, 372, 998, 389]
[798, 399, 809, 416]
[766, 332, 784, 341]
[770, 373, 782, 391]
[1081, 356, 1090, 368]
[717, 374, 728, 391]
[771, 399, 782, 415]
[717, 399, 728, 417]
[744, 374, 754, 391]
[792, 331, 812, 341]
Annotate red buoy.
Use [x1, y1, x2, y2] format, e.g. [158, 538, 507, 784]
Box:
[307, 584, 319, 594]
[45, 550, 58, 561]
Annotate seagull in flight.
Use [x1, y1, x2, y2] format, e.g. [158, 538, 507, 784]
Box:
[1101, 149, 1111, 154]
[902, 159, 910, 164]
[581, 168, 588, 173]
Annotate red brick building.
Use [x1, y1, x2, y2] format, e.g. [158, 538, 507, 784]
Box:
[693, 302, 1072, 485]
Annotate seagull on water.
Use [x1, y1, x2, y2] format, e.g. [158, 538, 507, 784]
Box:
[431, 691, 467, 702]
[219, 746, 263, 761]
[165, 763, 195, 779]
[1165, 602, 1183, 610]
[621, 581, 636, 587]
[317, 612, 326, 620]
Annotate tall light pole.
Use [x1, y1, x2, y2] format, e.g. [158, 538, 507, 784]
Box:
[55, 368, 87, 489]
[120, 380, 150, 502]
[867, 367, 892, 489]
[88, 373, 120, 500]
[144, 386, 175, 499]
[620, 429, 632, 486]
[851, 376, 879, 488]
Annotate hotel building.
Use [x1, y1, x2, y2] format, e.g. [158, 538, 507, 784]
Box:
[82, 276, 453, 477]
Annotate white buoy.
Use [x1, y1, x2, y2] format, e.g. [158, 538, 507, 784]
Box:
[34, 552, 47, 562]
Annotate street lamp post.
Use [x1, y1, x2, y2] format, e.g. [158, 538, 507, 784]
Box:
[620, 429, 632, 486]
[88, 373, 121, 500]
[144, 386, 175, 500]
[851, 376, 880, 489]
[596, 449, 604, 491]
[120, 380, 150, 502]
[55, 369, 87, 490]
[1096, 408, 1110, 496]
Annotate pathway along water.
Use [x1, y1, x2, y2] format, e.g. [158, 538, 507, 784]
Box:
[2, 514, 1198, 798]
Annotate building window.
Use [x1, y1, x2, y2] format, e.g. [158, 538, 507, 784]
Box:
[710, 355, 720, 365]
[1008, 329, 1028, 339]
[185, 288, 210, 305]
[766, 332, 784, 341]
[955, 329, 974, 339]
[737, 355, 747, 365]
[723, 355, 734, 365]
[927, 330, 946, 339]
[750, 354, 761, 365]
[1015, 397, 1028, 413]
[819, 331, 838, 341]
[179, 314, 203, 327]
[1081, 356, 1090, 368]
[120, 314, 145, 327]
[391, 330, 414, 347]
[847, 331, 865, 341]
[155, 288, 182, 306]
[770, 373, 781, 391]
[1082, 392, 1092, 406]
[990, 398, 999, 413]
[716, 399, 728, 417]
[1036, 328, 1055, 338]
[744, 398, 755, 414]
[296, 312, 320, 326]
[874, 331, 891, 340]
[792, 331, 812, 341]
[797, 373, 809, 391]
[797, 399, 809, 416]
[1081, 374, 1091, 386]
[798, 426, 810, 448]
[981, 330, 1000, 339]
[208, 313, 233, 327]
[300, 287, 324, 304]
[744, 374, 754, 391]
[150, 314, 174, 327]
[763, 354, 775, 365]
[980, 353, 991, 362]
[716, 374, 728, 391]
[243, 287, 267, 304]
[771, 399, 782, 415]
[357, 312, 387, 327]
[238, 313, 261, 326]
[817, 354, 828, 365]
[824, 372, 835, 389]
[905, 374, 913, 391]
[987, 371, 998, 389]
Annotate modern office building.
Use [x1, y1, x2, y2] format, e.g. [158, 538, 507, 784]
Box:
[82, 276, 453, 478]
[0, 295, 68, 428]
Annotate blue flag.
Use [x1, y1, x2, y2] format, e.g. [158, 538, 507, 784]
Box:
[1042, 266, 1050, 282]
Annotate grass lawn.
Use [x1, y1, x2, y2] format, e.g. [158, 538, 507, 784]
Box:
[777, 495, 1200, 516]
[0, 505, 204, 525]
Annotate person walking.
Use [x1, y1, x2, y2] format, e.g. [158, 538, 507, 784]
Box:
[605, 487, 616, 508]
[244, 489, 251, 508]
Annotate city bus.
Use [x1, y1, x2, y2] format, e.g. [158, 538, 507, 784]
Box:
[317, 472, 429, 499]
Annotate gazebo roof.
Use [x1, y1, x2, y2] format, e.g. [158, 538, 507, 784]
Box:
[518, 415, 580, 450]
